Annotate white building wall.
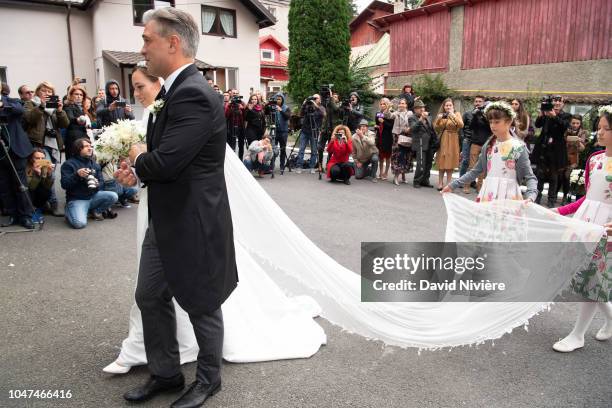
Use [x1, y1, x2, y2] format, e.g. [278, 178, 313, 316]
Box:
[259, 0, 290, 48]
[0, 4, 95, 98]
[92, 0, 261, 97]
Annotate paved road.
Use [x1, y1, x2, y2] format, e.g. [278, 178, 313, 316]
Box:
[1, 169, 610, 408]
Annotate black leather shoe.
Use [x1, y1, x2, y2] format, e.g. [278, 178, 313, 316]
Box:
[123, 374, 185, 402]
[20, 217, 35, 230]
[421, 183, 435, 188]
[171, 381, 221, 408]
[1, 216, 18, 227]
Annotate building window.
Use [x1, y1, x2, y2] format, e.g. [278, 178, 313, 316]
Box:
[201, 6, 237, 38]
[0, 67, 7, 84]
[261, 49, 274, 61]
[133, 0, 175, 26]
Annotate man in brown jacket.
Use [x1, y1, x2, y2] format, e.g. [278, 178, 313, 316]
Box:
[352, 119, 379, 182]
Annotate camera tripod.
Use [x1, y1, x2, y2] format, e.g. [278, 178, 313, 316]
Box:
[286, 106, 323, 179]
[0, 126, 40, 235]
[265, 112, 279, 179]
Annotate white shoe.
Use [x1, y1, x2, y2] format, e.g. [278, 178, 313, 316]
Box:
[552, 337, 584, 353]
[295, 168, 302, 174]
[102, 360, 131, 374]
[310, 168, 316, 174]
[595, 324, 612, 341]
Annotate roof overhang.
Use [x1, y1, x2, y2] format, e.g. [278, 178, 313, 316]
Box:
[102, 50, 215, 71]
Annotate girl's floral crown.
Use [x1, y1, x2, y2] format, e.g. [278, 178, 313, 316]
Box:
[484, 101, 516, 120]
[598, 105, 612, 116]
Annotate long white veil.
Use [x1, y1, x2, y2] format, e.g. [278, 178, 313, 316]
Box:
[224, 149, 603, 349]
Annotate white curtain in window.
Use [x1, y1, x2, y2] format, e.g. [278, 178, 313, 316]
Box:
[202, 9, 216, 33]
[219, 11, 235, 36]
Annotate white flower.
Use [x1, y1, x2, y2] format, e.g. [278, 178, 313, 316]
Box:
[93, 119, 145, 163]
[598, 104, 612, 116]
[152, 99, 165, 115]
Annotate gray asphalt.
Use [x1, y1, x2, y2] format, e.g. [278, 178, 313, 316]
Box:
[0, 168, 610, 408]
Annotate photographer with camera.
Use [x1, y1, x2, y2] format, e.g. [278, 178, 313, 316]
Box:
[243, 133, 274, 177]
[64, 86, 92, 158]
[346, 92, 365, 133]
[22, 81, 68, 217]
[270, 93, 291, 170]
[96, 80, 134, 128]
[326, 125, 354, 185]
[461, 95, 491, 193]
[225, 89, 246, 156]
[26, 148, 56, 213]
[434, 98, 464, 190]
[533, 95, 571, 207]
[244, 94, 266, 146]
[60, 138, 118, 229]
[352, 119, 379, 182]
[296, 94, 325, 174]
[0, 91, 35, 229]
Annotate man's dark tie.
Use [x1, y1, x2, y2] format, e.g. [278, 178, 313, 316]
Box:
[156, 85, 166, 101]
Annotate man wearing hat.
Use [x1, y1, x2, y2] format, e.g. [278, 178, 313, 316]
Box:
[409, 99, 437, 188]
[352, 119, 379, 182]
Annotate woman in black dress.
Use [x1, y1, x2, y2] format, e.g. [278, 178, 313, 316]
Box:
[375, 97, 395, 180]
[244, 94, 266, 147]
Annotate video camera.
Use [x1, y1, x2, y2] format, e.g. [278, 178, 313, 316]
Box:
[0, 103, 13, 126]
[230, 95, 243, 105]
[540, 96, 554, 112]
[264, 99, 278, 115]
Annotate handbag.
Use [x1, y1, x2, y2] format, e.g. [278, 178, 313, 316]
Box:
[398, 135, 412, 147]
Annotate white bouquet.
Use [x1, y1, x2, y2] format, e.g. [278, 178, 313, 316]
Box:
[569, 169, 585, 185]
[93, 119, 145, 163]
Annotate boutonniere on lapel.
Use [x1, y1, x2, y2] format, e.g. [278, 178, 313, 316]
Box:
[151, 99, 165, 115]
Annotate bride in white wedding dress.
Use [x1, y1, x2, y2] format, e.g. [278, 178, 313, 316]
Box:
[105, 66, 605, 375]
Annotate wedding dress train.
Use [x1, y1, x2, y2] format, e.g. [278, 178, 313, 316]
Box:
[109, 145, 604, 371]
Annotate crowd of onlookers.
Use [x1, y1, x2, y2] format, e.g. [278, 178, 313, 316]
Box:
[0, 75, 604, 231]
[0, 78, 136, 230]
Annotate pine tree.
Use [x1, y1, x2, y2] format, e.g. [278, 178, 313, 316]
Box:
[287, 0, 352, 104]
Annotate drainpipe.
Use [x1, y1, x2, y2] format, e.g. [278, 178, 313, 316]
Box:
[66, 3, 75, 80]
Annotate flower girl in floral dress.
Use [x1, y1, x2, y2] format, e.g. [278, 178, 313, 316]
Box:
[551, 106, 612, 352]
[441, 101, 538, 203]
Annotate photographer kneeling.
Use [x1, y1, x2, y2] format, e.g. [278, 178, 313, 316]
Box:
[352, 119, 379, 182]
[60, 138, 117, 229]
[326, 125, 354, 185]
[243, 134, 274, 177]
[27, 148, 56, 213]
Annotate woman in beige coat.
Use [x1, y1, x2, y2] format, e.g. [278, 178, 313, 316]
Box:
[434, 98, 463, 190]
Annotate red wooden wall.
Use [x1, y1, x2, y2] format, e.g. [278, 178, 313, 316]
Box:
[388, 11, 451, 74]
[261, 67, 289, 81]
[351, 9, 392, 48]
[462, 0, 612, 69]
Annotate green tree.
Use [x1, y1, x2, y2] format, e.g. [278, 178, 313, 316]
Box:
[287, 0, 352, 104]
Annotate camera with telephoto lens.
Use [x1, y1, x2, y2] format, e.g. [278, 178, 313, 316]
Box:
[83, 169, 99, 190]
[230, 95, 243, 105]
[540, 96, 554, 112]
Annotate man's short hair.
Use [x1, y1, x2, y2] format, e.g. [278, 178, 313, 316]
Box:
[571, 114, 583, 122]
[18, 85, 30, 95]
[474, 95, 485, 101]
[143, 7, 199, 58]
[35, 81, 55, 95]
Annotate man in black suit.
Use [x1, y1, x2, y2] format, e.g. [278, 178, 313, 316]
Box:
[0, 92, 35, 229]
[117, 8, 238, 408]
